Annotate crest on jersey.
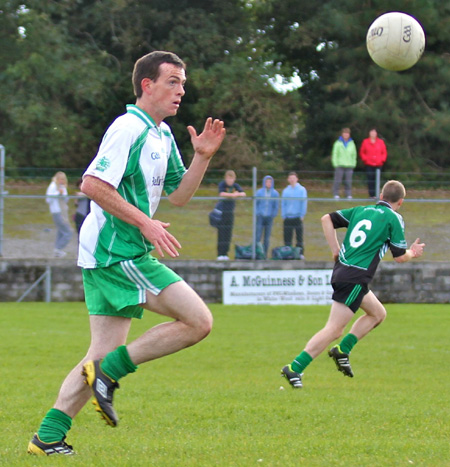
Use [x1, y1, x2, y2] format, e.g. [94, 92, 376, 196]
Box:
[95, 156, 111, 172]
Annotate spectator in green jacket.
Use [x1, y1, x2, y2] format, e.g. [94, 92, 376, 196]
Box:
[331, 128, 357, 199]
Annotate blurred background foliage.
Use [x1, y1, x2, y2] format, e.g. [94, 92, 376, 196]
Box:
[0, 0, 448, 174]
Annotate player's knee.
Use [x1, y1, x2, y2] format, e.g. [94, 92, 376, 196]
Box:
[196, 309, 213, 340]
[186, 307, 213, 344]
[374, 306, 387, 327]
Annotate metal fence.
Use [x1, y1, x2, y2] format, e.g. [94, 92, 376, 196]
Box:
[3, 165, 450, 190]
[1, 164, 449, 262]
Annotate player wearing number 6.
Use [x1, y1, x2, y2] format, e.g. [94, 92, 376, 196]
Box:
[281, 180, 425, 388]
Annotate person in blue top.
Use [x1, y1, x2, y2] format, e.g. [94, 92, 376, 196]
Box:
[255, 175, 279, 257]
[281, 172, 307, 259]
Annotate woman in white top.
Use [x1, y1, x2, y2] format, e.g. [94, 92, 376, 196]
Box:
[46, 171, 73, 257]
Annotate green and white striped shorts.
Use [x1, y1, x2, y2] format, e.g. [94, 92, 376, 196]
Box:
[82, 254, 183, 318]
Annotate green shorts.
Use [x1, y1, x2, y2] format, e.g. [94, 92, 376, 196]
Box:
[82, 254, 183, 319]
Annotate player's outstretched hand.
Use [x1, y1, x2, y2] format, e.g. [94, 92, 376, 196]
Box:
[410, 238, 425, 258]
[187, 117, 226, 160]
[140, 219, 181, 258]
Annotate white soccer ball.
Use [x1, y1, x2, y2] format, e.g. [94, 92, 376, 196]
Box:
[366, 12, 426, 71]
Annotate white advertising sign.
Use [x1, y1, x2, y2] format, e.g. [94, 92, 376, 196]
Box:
[222, 270, 333, 305]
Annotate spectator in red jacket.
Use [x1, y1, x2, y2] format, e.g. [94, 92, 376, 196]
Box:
[359, 128, 387, 198]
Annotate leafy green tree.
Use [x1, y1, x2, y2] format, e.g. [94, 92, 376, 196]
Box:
[252, 0, 450, 172]
[189, 57, 302, 170]
[0, 2, 120, 167]
[0, 0, 302, 172]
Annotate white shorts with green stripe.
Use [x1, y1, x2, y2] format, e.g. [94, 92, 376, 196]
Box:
[82, 254, 183, 318]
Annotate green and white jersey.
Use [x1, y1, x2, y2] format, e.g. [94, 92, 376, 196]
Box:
[78, 105, 186, 269]
[330, 201, 408, 283]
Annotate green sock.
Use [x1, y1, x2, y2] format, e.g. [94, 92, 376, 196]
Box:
[339, 333, 358, 354]
[100, 345, 138, 382]
[37, 408, 72, 443]
[291, 351, 313, 373]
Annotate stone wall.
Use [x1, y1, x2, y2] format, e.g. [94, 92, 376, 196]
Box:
[0, 260, 85, 302]
[0, 259, 448, 303]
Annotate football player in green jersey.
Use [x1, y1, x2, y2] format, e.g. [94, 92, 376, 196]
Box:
[282, 180, 425, 388]
[28, 51, 226, 455]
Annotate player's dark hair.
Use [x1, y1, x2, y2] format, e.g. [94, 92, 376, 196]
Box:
[288, 171, 298, 177]
[132, 51, 186, 98]
[381, 180, 406, 203]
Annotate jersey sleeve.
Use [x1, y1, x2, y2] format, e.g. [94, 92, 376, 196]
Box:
[389, 213, 408, 257]
[330, 208, 353, 228]
[163, 134, 187, 195]
[83, 124, 134, 189]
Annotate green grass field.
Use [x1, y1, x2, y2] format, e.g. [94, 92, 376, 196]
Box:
[1, 303, 449, 466]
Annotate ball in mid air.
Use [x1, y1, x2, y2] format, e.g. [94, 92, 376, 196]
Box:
[366, 12, 426, 71]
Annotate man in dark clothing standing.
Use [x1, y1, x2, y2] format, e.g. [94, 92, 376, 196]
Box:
[216, 170, 246, 260]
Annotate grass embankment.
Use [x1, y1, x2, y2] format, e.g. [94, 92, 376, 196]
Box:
[3, 182, 449, 260]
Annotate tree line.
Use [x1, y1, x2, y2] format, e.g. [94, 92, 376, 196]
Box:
[0, 0, 448, 173]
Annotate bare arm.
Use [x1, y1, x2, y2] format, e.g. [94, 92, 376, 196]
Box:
[81, 175, 181, 258]
[321, 214, 340, 261]
[394, 238, 425, 263]
[220, 191, 246, 198]
[168, 118, 226, 206]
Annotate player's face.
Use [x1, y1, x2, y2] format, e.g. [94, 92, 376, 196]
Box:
[147, 63, 186, 123]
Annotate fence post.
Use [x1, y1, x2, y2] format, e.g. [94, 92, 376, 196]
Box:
[45, 265, 52, 302]
[17, 266, 52, 302]
[0, 144, 5, 257]
[251, 166, 257, 260]
[375, 168, 381, 198]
